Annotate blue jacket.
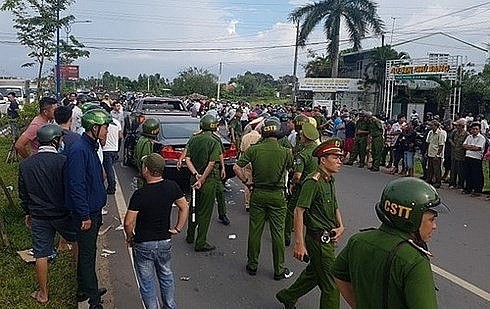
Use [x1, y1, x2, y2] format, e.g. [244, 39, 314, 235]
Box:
[66, 133, 106, 220]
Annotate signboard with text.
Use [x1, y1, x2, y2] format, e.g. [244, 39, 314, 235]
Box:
[59, 65, 79, 81]
[299, 78, 364, 93]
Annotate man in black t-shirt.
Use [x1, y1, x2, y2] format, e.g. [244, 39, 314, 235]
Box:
[124, 153, 189, 309]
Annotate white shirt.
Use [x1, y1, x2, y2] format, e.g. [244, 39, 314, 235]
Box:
[480, 119, 489, 134]
[463, 133, 486, 160]
[71, 105, 83, 133]
[103, 119, 122, 152]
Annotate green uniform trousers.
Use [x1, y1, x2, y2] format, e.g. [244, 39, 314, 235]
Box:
[186, 178, 219, 249]
[348, 136, 367, 166]
[216, 180, 226, 216]
[370, 136, 384, 170]
[277, 235, 339, 308]
[77, 214, 103, 306]
[284, 189, 300, 245]
[247, 188, 286, 276]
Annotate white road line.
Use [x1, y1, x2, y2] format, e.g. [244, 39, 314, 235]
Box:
[114, 173, 144, 306]
[431, 264, 490, 302]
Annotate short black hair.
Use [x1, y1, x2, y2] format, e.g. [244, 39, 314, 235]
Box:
[39, 97, 57, 112]
[470, 121, 481, 129]
[54, 105, 72, 124]
[7, 91, 16, 97]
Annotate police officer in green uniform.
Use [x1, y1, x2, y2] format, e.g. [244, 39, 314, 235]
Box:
[345, 111, 369, 167]
[332, 177, 449, 309]
[366, 112, 384, 172]
[233, 117, 293, 280]
[185, 115, 222, 251]
[284, 123, 319, 246]
[229, 108, 244, 149]
[212, 131, 230, 225]
[292, 114, 309, 154]
[134, 118, 160, 172]
[276, 138, 345, 309]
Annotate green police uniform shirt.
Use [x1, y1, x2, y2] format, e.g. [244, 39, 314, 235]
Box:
[134, 136, 154, 171]
[237, 138, 292, 189]
[186, 131, 222, 178]
[369, 118, 383, 138]
[278, 136, 293, 149]
[356, 119, 370, 137]
[296, 169, 338, 231]
[332, 224, 438, 309]
[229, 118, 243, 140]
[293, 143, 318, 184]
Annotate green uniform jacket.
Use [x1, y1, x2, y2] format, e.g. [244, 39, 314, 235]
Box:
[292, 143, 318, 189]
[332, 224, 438, 309]
[369, 118, 384, 138]
[134, 136, 154, 171]
[356, 119, 370, 138]
[236, 138, 292, 189]
[186, 131, 222, 178]
[297, 169, 338, 231]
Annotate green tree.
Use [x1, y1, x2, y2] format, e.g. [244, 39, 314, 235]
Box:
[303, 49, 332, 77]
[229, 71, 276, 96]
[171, 67, 217, 97]
[290, 0, 384, 78]
[1, 0, 89, 96]
[461, 64, 490, 115]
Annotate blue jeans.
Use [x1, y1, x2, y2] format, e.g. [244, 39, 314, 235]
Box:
[403, 151, 415, 168]
[103, 151, 118, 192]
[133, 239, 176, 309]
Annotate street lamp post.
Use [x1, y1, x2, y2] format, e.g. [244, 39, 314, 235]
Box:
[56, 0, 61, 101]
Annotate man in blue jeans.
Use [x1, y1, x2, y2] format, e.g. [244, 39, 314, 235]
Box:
[124, 153, 189, 309]
[102, 118, 122, 194]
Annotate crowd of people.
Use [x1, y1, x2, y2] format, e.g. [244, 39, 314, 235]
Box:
[11, 91, 488, 308]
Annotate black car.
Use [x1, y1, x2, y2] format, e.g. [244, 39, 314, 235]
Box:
[123, 114, 237, 191]
[124, 96, 186, 135]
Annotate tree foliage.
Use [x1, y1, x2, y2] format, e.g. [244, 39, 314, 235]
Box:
[303, 50, 332, 77]
[290, 0, 384, 78]
[171, 67, 217, 98]
[1, 0, 89, 94]
[461, 64, 490, 115]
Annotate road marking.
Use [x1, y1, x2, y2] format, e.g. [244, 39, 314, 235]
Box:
[113, 173, 144, 305]
[431, 264, 490, 301]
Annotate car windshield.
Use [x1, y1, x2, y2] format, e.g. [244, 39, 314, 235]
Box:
[141, 99, 185, 112]
[0, 87, 22, 97]
[161, 121, 200, 139]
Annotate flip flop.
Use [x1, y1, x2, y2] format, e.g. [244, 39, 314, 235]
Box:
[30, 291, 48, 304]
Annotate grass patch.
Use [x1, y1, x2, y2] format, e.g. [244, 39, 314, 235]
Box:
[0, 136, 77, 308]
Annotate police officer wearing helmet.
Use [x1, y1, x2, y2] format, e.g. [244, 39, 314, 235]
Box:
[66, 109, 113, 308]
[134, 118, 160, 172]
[332, 177, 449, 309]
[277, 138, 345, 309]
[184, 114, 223, 251]
[291, 114, 309, 153]
[233, 116, 293, 280]
[284, 122, 319, 246]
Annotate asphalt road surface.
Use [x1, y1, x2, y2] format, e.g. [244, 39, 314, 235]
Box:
[97, 161, 490, 309]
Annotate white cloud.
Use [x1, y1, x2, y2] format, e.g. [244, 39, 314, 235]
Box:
[226, 20, 239, 35]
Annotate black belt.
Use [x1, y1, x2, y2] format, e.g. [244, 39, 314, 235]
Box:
[307, 229, 336, 244]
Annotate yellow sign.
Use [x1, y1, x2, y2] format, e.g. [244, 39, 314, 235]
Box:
[390, 64, 450, 75]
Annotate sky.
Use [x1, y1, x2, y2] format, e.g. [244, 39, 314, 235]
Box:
[0, 0, 489, 82]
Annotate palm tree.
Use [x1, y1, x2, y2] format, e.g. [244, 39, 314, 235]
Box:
[290, 0, 385, 78]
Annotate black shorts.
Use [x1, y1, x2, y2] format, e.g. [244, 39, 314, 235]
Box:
[31, 216, 77, 258]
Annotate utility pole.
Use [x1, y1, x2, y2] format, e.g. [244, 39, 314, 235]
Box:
[147, 75, 150, 93]
[56, 0, 61, 101]
[292, 20, 300, 105]
[390, 17, 397, 46]
[217, 62, 222, 101]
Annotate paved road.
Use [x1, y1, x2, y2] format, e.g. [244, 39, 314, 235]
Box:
[99, 162, 490, 308]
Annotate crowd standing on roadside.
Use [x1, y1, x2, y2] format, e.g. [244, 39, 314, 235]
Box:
[11, 91, 489, 308]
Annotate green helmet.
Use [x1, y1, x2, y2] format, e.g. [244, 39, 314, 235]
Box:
[142, 118, 160, 138]
[37, 124, 63, 144]
[81, 109, 112, 130]
[294, 114, 309, 132]
[81, 102, 101, 114]
[200, 114, 218, 131]
[261, 116, 281, 138]
[375, 178, 449, 233]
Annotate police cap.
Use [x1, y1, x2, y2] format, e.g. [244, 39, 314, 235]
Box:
[313, 138, 343, 157]
[301, 122, 319, 141]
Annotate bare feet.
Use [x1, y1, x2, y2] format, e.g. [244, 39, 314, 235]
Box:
[31, 290, 48, 304]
